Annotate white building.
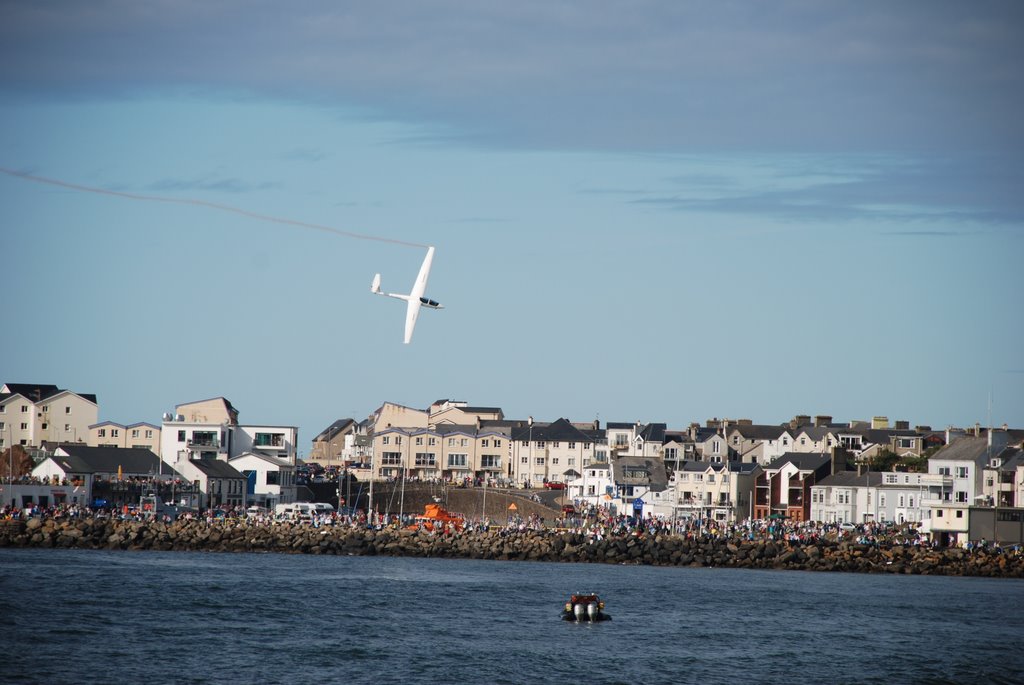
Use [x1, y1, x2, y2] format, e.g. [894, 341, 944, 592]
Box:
[229, 451, 298, 508]
[924, 436, 989, 546]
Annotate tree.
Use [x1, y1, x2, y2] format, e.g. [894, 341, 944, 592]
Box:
[0, 445, 34, 480]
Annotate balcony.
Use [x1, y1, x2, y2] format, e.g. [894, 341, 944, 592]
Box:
[187, 438, 221, 450]
[253, 434, 287, 451]
[919, 474, 952, 487]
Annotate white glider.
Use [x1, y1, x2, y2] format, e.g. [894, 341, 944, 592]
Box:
[371, 246, 443, 344]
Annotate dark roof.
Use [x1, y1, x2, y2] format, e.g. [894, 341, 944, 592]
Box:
[605, 422, 634, 430]
[996, 448, 1024, 472]
[190, 458, 246, 479]
[794, 426, 832, 441]
[613, 456, 669, 492]
[728, 461, 760, 475]
[2, 383, 61, 401]
[765, 452, 832, 472]
[313, 418, 355, 442]
[816, 472, 884, 487]
[679, 460, 724, 473]
[636, 423, 667, 443]
[52, 445, 173, 476]
[1, 384, 96, 405]
[730, 424, 788, 441]
[457, 406, 502, 414]
[511, 418, 592, 443]
[931, 436, 991, 463]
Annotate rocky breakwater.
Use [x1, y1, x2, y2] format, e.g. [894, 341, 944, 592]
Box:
[2, 518, 1022, 578]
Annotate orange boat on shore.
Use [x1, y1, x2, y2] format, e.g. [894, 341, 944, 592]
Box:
[409, 503, 464, 532]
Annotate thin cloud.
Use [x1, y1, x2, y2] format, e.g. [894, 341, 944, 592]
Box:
[146, 177, 281, 194]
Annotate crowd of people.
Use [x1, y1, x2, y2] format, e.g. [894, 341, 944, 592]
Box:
[2, 500, 1021, 554]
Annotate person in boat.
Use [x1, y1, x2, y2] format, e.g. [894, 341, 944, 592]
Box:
[561, 594, 610, 622]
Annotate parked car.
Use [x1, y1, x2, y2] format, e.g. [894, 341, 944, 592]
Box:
[544, 481, 565, 490]
[561, 504, 576, 515]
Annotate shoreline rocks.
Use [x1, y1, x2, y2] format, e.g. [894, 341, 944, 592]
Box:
[2, 518, 1021, 578]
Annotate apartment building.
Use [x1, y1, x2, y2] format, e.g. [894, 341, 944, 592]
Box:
[0, 382, 97, 449]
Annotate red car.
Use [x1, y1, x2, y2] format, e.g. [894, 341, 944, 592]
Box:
[544, 481, 565, 490]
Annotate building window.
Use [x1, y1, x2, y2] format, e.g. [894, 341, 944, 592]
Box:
[42, 405, 49, 413]
[145, 430, 153, 439]
[494, 440, 502, 448]
[956, 510, 963, 518]
[41, 422, 48, 430]
[20, 423, 28, 430]
[415, 452, 436, 467]
[521, 457, 527, 464]
[98, 429, 106, 438]
[112, 429, 119, 438]
[65, 407, 71, 414]
[481, 439, 489, 447]
[535, 457, 545, 465]
[536, 441, 546, 449]
[428, 437, 436, 446]
[521, 440, 529, 446]
[415, 437, 423, 446]
[131, 429, 139, 438]
[64, 424, 70, 432]
[21, 405, 28, 413]
[382, 436, 390, 445]
[552, 458, 559, 465]
[481, 455, 501, 469]
[938, 466, 951, 476]
[254, 433, 284, 447]
[381, 452, 402, 465]
[956, 466, 969, 478]
[447, 453, 467, 468]
[955, 491, 967, 503]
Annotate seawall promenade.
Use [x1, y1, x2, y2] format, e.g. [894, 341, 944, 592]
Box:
[2, 517, 1022, 578]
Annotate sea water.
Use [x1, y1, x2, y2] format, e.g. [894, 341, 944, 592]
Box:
[1, 548, 1021, 684]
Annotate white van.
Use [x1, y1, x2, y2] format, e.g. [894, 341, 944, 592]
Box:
[274, 502, 318, 519]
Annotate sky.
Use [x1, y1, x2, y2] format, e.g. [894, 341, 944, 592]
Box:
[1, 1, 1022, 449]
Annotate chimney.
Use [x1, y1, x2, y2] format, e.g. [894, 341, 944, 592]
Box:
[975, 422, 981, 437]
[593, 419, 600, 430]
[831, 447, 849, 475]
[528, 416, 533, 426]
[895, 420, 909, 430]
[814, 415, 832, 428]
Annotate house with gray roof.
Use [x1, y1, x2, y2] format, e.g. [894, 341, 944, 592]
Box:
[610, 455, 669, 517]
[753, 451, 843, 521]
[511, 418, 598, 487]
[924, 436, 991, 546]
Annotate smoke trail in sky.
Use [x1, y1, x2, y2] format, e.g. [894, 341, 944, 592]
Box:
[0, 167, 428, 249]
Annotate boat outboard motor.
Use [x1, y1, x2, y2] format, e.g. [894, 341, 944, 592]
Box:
[574, 603, 585, 622]
[587, 602, 599, 622]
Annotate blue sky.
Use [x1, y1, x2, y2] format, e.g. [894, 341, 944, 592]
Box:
[1, 2, 1021, 447]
